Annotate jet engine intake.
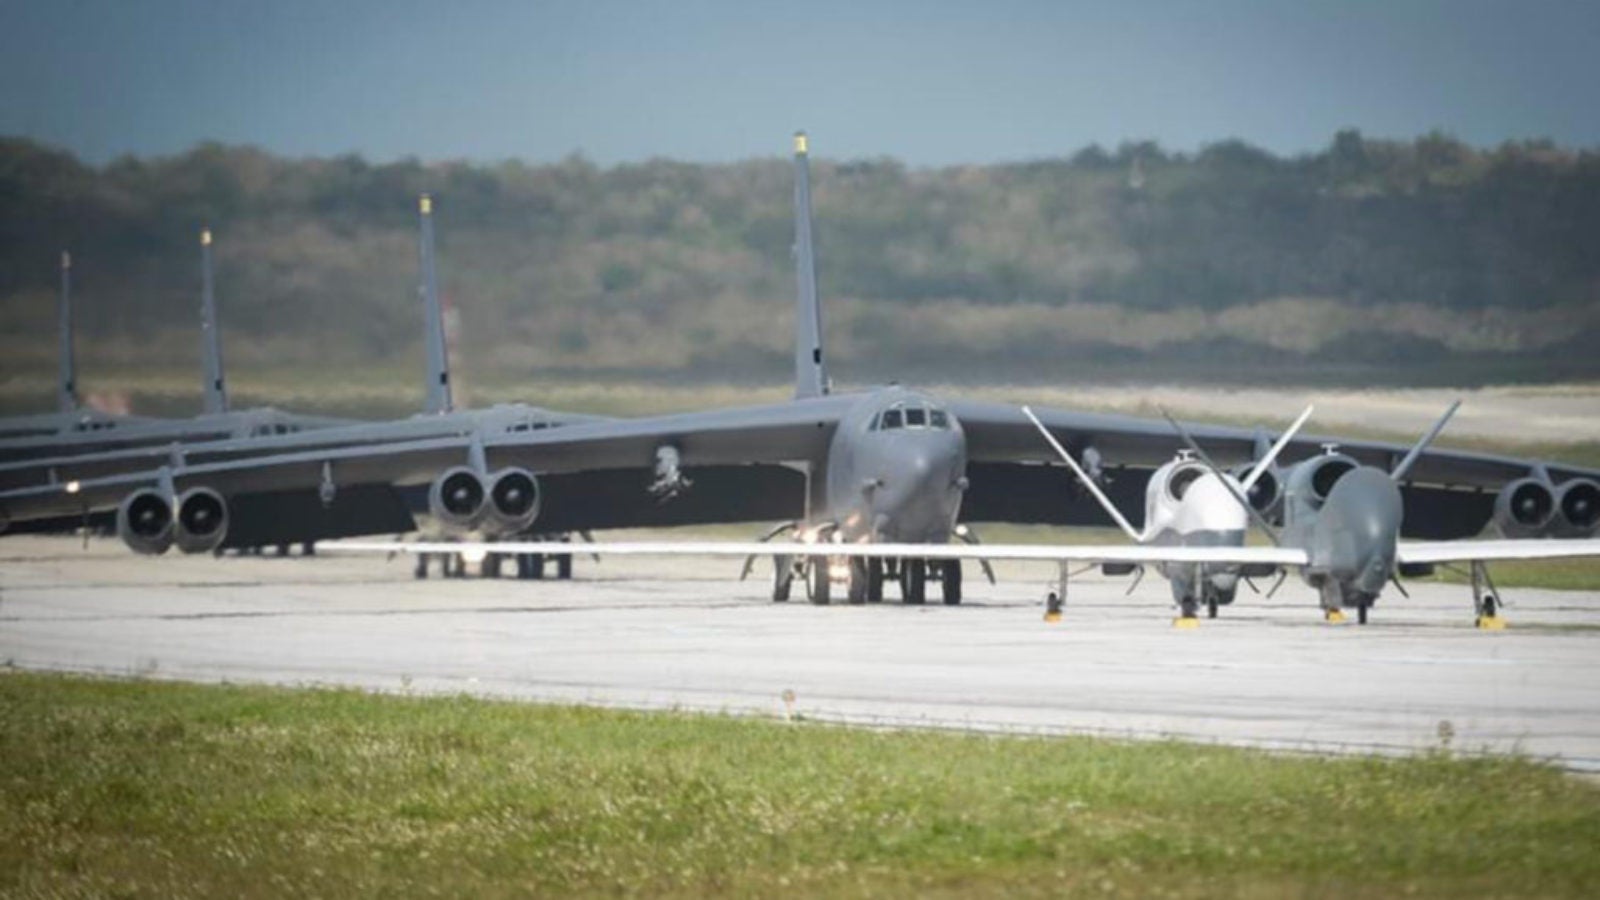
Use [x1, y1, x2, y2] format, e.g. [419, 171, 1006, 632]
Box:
[1285, 454, 1357, 514]
[485, 467, 541, 533]
[1493, 477, 1556, 538]
[174, 487, 229, 554]
[117, 488, 174, 555]
[429, 466, 489, 530]
[1554, 478, 1600, 537]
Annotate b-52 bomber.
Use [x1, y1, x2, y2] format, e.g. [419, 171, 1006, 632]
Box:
[0, 229, 354, 465]
[4, 133, 1599, 625]
[0, 250, 161, 440]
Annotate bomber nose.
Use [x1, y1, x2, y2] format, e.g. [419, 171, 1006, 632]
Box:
[871, 433, 965, 541]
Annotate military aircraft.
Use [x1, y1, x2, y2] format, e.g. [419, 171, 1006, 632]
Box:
[0, 229, 355, 464]
[0, 251, 160, 440]
[4, 133, 1598, 598]
[0, 196, 626, 554]
[1021, 404, 1314, 621]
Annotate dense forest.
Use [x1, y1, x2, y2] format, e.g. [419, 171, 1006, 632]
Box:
[2, 130, 1598, 395]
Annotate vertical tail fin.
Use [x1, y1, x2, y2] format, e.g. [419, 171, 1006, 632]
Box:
[58, 250, 78, 412]
[791, 131, 828, 399]
[198, 227, 228, 415]
[418, 194, 453, 414]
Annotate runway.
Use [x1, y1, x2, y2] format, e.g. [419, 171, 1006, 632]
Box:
[4, 535, 1600, 769]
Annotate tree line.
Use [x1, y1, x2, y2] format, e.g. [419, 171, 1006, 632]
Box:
[1, 130, 1597, 387]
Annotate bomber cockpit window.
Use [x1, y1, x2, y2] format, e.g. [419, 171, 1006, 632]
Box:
[881, 408, 904, 430]
[905, 407, 927, 428]
[929, 409, 949, 429]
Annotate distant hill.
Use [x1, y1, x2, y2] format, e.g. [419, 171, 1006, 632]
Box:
[2, 131, 1598, 394]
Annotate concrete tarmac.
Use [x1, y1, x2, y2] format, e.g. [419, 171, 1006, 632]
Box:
[3, 535, 1600, 770]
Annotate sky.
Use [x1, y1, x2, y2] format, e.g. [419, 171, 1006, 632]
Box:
[1, 0, 1597, 167]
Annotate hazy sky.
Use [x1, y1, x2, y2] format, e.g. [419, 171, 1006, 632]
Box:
[2, 0, 1597, 166]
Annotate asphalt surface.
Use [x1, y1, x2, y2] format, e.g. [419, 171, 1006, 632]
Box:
[3, 535, 1599, 770]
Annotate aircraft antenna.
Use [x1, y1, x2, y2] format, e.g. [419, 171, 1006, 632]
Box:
[791, 131, 828, 399]
[199, 227, 228, 415]
[1389, 400, 1460, 483]
[417, 194, 454, 414]
[1240, 404, 1314, 491]
[1159, 408, 1281, 545]
[58, 250, 78, 412]
[1022, 406, 1141, 541]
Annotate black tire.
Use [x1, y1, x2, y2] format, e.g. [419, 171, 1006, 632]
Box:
[1179, 597, 1199, 619]
[772, 554, 793, 602]
[848, 558, 868, 604]
[867, 559, 884, 603]
[809, 556, 831, 605]
[903, 559, 926, 605]
[556, 553, 573, 580]
[1481, 594, 1498, 618]
[302, 541, 316, 557]
[529, 552, 545, 579]
[413, 553, 429, 580]
[1206, 592, 1219, 619]
[1357, 598, 1370, 625]
[942, 559, 962, 605]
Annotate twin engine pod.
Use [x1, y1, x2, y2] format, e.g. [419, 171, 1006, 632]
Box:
[115, 487, 229, 555]
[1495, 476, 1600, 538]
[427, 466, 541, 533]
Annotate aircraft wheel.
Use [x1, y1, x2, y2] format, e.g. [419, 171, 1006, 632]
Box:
[529, 552, 545, 579]
[942, 559, 962, 605]
[866, 559, 884, 602]
[302, 541, 316, 557]
[772, 554, 793, 602]
[556, 553, 573, 580]
[848, 558, 868, 604]
[1356, 596, 1371, 625]
[1206, 592, 1219, 619]
[903, 559, 926, 605]
[809, 556, 831, 605]
[1179, 596, 1199, 620]
[413, 552, 430, 580]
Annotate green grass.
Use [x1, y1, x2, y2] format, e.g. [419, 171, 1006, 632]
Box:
[1, 673, 1597, 898]
[1428, 556, 1600, 591]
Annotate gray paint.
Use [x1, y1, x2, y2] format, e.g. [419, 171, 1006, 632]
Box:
[791, 132, 827, 400]
[198, 228, 227, 416]
[417, 195, 453, 415]
[57, 250, 76, 414]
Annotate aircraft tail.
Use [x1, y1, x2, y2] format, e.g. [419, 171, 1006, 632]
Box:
[791, 132, 828, 399]
[418, 194, 453, 414]
[58, 250, 78, 412]
[199, 228, 228, 415]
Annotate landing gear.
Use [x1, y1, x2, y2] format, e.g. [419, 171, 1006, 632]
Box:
[1206, 592, 1219, 619]
[808, 555, 831, 605]
[866, 558, 885, 603]
[1179, 596, 1200, 620]
[414, 552, 431, 579]
[941, 559, 962, 605]
[900, 558, 926, 604]
[1318, 581, 1347, 623]
[772, 554, 793, 602]
[848, 558, 869, 604]
[1471, 560, 1506, 630]
[555, 553, 573, 580]
[1353, 594, 1372, 625]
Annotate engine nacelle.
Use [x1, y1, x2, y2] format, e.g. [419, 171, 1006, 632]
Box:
[429, 466, 489, 530]
[1493, 477, 1556, 538]
[1554, 478, 1600, 538]
[174, 487, 229, 554]
[484, 467, 541, 533]
[1231, 464, 1284, 522]
[117, 488, 174, 555]
[1283, 453, 1358, 522]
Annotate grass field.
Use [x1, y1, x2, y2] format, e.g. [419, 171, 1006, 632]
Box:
[1, 672, 1597, 898]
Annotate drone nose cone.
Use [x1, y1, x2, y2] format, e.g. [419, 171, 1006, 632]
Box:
[1313, 467, 1401, 589]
